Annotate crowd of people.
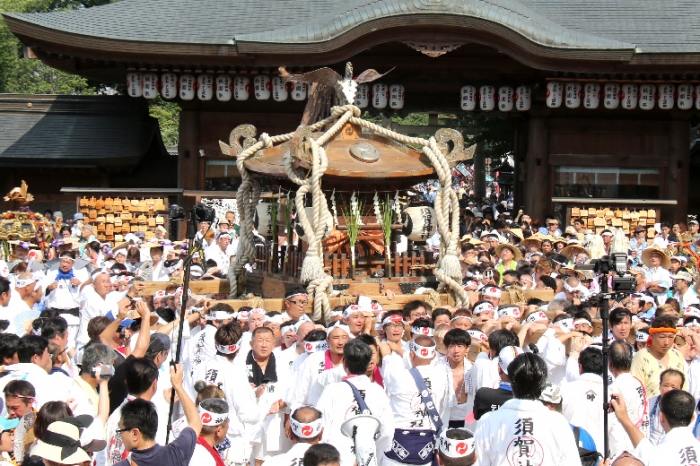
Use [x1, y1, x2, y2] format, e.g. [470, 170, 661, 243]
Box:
[0, 199, 699, 466]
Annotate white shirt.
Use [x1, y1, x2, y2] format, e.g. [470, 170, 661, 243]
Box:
[674, 288, 700, 309]
[645, 267, 671, 305]
[0, 363, 53, 411]
[262, 443, 312, 466]
[561, 372, 605, 455]
[464, 352, 499, 431]
[475, 398, 582, 466]
[608, 372, 650, 457]
[687, 356, 700, 404]
[205, 245, 232, 270]
[188, 443, 217, 466]
[43, 267, 89, 310]
[316, 375, 394, 466]
[76, 287, 117, 347]
[187, 324, 218, 376]
[382, 354, 455, 430]
[287, 350, 346, 411]
[437, 357, 473, 421]
[635, 426, 700, 466]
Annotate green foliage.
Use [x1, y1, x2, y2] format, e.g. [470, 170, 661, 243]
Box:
[148, 97, 180, 147]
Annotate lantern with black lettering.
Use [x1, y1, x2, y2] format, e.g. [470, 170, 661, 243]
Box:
[498, 86, 513, 112]
[460, 86, 476, 111]
[546, 81, 562, 108]
[126, 72, 142, 98]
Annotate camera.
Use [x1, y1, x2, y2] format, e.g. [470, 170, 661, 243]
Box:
[92, 363, 114, 380]
[575, 253, 635, 292]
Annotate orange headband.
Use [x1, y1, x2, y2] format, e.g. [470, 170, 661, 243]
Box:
[649, 327, 678, 335]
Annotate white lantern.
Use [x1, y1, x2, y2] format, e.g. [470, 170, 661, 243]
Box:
[272, 77, 288, 102]
[565, 82, 582, 109]
[479, 85, 495, 111]
[695, 85, 700, 110]
[179, 74, 195, 101]
[658, 84, 675, 110]
[354, 84, 369, 108]
[583, 83, 600, 109]
[677, 84, 693, 110]
[604, 83, 620, 109]
[215, 75, 232, 101]
[460, 85, 476, 111]
[514, 85, 531, 111]
[126, 72, 142, 98]
[372, 83, 388, 109]
[197, 75, 213, 101]
[254, 203, 274, 237]
[160, 73, 177, 100]
[234, 77, 250, 101]
[291, 83, 307, 101]
[142, 73, 158, 100]
[254, 75, 271, 100]
[620, 84, 638, 110]
[389, 84, 405, 110]
[546, 81, 562, 108]
[639, 84, 656, 110]
[401, 207, 437, 242]
[498, 86, 513, 112]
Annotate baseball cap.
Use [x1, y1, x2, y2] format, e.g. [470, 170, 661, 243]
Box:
[672, 271, 694, 283]
[498, 346, 523, 373]
[539, 382, 562, 404]
[148, 333, 171, 353]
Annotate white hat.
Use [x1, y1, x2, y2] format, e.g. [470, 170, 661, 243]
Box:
[671, 271, 694, 284]
[539, 382, 562, 404]
[498, 346, 523, 373]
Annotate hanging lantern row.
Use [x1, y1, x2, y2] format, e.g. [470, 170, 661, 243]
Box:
[545, 82, 700, 110]
[459, 85, 532, 112]
[352, 83, 405, 110]
[126, 72, 309, 102]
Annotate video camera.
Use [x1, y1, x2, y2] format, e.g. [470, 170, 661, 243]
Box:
[575, 252, 635, 293]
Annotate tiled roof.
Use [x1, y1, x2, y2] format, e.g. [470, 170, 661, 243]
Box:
[0, 94, 161, 166]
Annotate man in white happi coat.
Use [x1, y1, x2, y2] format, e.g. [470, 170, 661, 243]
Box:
[187, 398, 230, 466]
[262, 406, 324, 466]
[191, 322, 259, 465]
[475, 352, 582, 466]
[204, 232, 234, 271]
[76, 270, 119, 348]
[643, 248, 671, 305]
[672, 270, 700, 309]
[316, 338, 394, 466]
[44, 251, 89, 347]
[380, 335, 454, 466]
[561, 346, 606, 456]
[287, 324, 350, 410]
[610, 388, 700, 466]
[607, 341, 650, 458]
[187, 303, 236, 377]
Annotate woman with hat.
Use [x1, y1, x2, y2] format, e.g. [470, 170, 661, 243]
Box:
[31, 415, 105, 466]
[642, 247, 672, 305]
[494, 244, 521, 286]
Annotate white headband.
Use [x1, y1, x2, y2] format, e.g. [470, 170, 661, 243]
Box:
[473, 302, 495, 316]
[526, 312, 549, 324]
[327, 323, 352, 337]
[686, 321, 700, 328]
[215, 337, 242, 354]
[265, 314, 286, 324]
[574, 318, 593, 327]
[342, 305, 362, 319]
[556, 318, 575, 333]
[211, 311, 234, 321]
[286, 293, 308, 301]
[236, 311, 249, 320]
[412, 326, 434, 336]
[198, 405, 229, 426]
[289, 417, 323, 438]
[303, 340, 329, 354]
[497, 306, 521, 319]
[411, 341, 436, 359]
[14, 277, 36, 289]
[467, 329, 488, 342]
[451, 315, 473, 323]
[330, 310, 344, 318]
[636, 331, 649, 343]
[439, 433, 474, 458]
[481, 286, 502, 298]
[250, 308, 266, 316]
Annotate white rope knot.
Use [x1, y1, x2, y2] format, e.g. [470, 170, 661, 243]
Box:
[260, 133, 273, 149]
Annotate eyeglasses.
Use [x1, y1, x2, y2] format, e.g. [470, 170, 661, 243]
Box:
[116, 426, 134, 434]
[290, 300, 308, 306]
[547, 223, 558, 227]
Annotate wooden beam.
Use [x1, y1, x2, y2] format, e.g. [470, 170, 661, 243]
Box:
[216, 293, 450, 312]
[141, 280, 229, 295]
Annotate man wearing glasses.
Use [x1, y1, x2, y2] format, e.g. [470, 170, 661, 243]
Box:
[282, 287, 311, 323]
[538, 217, 562, 238]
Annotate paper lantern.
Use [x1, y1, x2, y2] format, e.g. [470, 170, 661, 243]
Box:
[546, 81, 562, 108]
[216, 75, 232, 102]
[197, 75, 213, 101]
[498, 86, 513, 112]
[480, 85, 495, 111]
[621, 84, 638, 110]
[126, 72, 142, 98]
[372, 83, 388, 109]
[142, 73, 159, 100]
[354, 84, 369, 108]
[603, 83, 620, 109]
[658, 84, 675, 110]
[677, 84, 693, 110]
[583, 83, 600, 109]
[514, 86, 531, 111]
[389, 84, 405, 110]
[565, 82, 582, 109]
[291, 83, 307, 101]
[639, 84, 656, 110]
[401, 207, 437, 241]
[272, 77, 288, 102]
[179, 74, 195, 101]
[234, 77, 250, 101]
[460, 86, 476, 111]
[254, 75, 271, 100]
[254, 203, 274, 237]
[160, 73, 177, 100]
[695, 85, 700, 110]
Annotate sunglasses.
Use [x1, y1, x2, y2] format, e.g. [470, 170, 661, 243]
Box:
[547, 223, 558, 226]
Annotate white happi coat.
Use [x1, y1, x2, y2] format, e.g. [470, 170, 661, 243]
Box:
[475, 398, 582, 466]
[635, 426, 700, 466]
[561, 372, 605, 455]
[261, 443, 312, 466]
[286, 350, 346, 410]
[316, 375, 395, 466]
[608, 372, 650, 457]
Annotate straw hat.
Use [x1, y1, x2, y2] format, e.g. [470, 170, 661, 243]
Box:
[32, 419, 93, 465]
[495, 243, 522, 261]
[509, 228, 524, 241]
[459, 235, 485, 246]
[642, 247, 671, 269]
[561, 243, 590, 260]
[520, 232, 552, 249]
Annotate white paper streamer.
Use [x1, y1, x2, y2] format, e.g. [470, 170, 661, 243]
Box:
[373, 191, 381, 223]
[331, 189, 339, 227]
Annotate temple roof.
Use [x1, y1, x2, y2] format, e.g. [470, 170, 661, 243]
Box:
[0, 94, 165, 167]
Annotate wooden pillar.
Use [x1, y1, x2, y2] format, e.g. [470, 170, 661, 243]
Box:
[473, 144, 485, 199]
[668, 119, 690, 221]
[524, 114, 550, 222]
